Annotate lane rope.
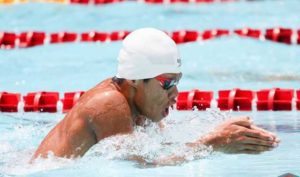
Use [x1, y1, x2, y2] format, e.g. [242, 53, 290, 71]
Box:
[0, 0, 262, 5]
[1, 28, 299, 50]
[1, 88, 299, 113]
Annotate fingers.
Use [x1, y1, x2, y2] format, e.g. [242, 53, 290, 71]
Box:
[237, 150, 262, 154]
[242, 128, 275, 142]
[241, 137, 277, 148]
[229, 116, 252, 128]
[229, 116, 280, 143]
[241, 144, 274, 152]
[250, 125, 280, 143]
[213, 116, 281, 155]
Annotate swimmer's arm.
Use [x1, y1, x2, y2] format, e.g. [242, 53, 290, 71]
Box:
[193, 117, 280, 154]
[32, 90, 132, 160]
[129, 117, 280, 166]
[31, 114, 98, 160]
[158, 117, 279, 156]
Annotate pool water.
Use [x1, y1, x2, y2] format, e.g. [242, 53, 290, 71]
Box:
[1, 111, 300, 176]
[1, 0, 300, 176]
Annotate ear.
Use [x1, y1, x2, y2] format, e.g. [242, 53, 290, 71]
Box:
[127, 80, 139, 89]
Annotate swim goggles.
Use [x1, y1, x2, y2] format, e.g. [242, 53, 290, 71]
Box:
[155, 74, 181, 90]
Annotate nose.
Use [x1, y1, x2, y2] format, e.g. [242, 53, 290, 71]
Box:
[168, 86, 178, 104]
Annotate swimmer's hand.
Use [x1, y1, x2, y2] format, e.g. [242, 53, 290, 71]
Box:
[200, 117, 280, 154]
[126, 117, 280, 167]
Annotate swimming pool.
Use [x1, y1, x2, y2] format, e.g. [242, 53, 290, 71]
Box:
[1, 0, 300, 176]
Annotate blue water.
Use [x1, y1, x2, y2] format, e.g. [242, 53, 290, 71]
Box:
[1, 1, 300, 177]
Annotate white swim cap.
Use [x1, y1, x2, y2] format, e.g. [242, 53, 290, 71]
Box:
[116, 28, 181, 80]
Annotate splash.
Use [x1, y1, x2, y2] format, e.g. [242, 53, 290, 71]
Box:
[0, 108, 232, 175]
[86, 108, 231, 166]
[1, 151, 77, 176]
[0, 113, 66, 176]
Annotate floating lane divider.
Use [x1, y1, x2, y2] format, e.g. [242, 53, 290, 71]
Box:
[217, 89, 254, 111]
[0, 0, 264, 5]
[298, 90, 300, 110]
[177, 88, 299, 111]
[1, 28, 299, 50]
[1, 89, 300, 113]
[177, 90, 213, 110]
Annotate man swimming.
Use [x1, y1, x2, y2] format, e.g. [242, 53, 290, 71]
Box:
[32, 28, 280, 165]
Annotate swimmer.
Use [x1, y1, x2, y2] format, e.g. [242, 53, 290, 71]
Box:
[32, 28, 280, 165]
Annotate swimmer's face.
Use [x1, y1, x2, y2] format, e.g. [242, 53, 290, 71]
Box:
[134, 73, 182, 122]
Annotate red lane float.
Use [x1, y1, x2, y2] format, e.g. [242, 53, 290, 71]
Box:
[23, 92, 59, 112]
[0, 32, 17, 49]
[143, 0, 237, 4]
[265, 28, 293, 45]
[62, 91, 85, 113]
[0, 0, 257, 5]
[0, 92, 21, 112]
[171, 30, 199, 44]
[234, 27, 300, 45]
[170, 29, 230, 43]
[177, 90, 213, 110]
[297, 90, 300, 110]
[50, 32, 78, 43]
[217, 89, 254, 111]
[1, 28, 299, 50]
[94, 0, 124, 4]
[70, 0, 89, 4]
[256, 88, 294, 111]
[110, 31, 130, 41]
[234, 28, 262, 39]
[19, 32, 46, 48]
[81, 32, 109, 42]
[142, 0, 237, 3]
[202, 29, 230, 40]
[298, 30, 300, 44]
[1, 89, 300, 113]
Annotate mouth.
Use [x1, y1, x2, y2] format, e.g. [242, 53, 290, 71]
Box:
[162, 107, 169, 117]
[162, 105, 173, 117]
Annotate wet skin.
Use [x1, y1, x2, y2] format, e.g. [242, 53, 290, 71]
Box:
[32, 73, 280, 164]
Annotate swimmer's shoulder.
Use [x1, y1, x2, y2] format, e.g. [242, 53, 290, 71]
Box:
[68, 77, 129, 119]
[94, 78, 115, 89]
[76, 79, 129, 117]
[77, 84, 132, 137]
[65, 79, 132, 138]
[79, 78, 124, 103]
[78, 90, 127, 111]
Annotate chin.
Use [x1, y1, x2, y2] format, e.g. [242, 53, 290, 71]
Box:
[154, 114, 166, 122]
[147, 114, 164, 122]
[152, 118, 162, 122]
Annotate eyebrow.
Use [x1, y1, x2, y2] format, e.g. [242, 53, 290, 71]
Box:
[162, 73, 182, 79]
[163, 76, 177, 79]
